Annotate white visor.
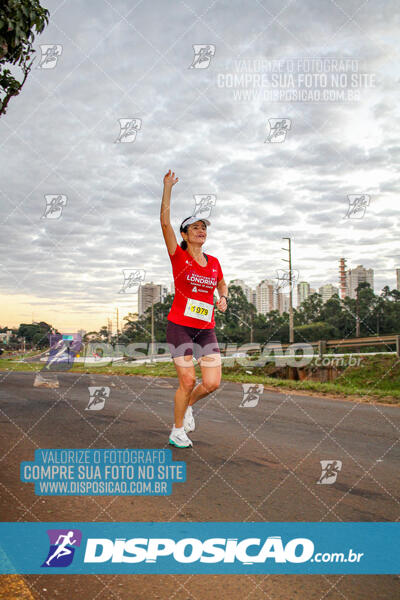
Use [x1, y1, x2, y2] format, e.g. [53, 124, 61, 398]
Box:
[180, 216, 211, 230]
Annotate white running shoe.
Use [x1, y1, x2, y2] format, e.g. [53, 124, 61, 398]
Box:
[169, 426, 193, 448]
[183, 405, 195, 433]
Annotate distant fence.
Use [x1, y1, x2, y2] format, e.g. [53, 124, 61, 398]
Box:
[233, 334, 400, 358]
[316, 334, 400, 357]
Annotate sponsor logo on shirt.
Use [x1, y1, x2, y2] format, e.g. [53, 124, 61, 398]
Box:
[186, 272, 217, 287]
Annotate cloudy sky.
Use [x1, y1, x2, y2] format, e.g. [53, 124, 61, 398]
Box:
[1, 0, 399, 332]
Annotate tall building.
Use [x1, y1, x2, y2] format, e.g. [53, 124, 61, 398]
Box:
[276, 292, 290, 314]
[138, 283, 168, 315]
[255, 281, 289, 315]
[162, 285, 168, 302]
[396, 268, 400, 291]
[297, 281, 310, 307]
[229, 279, 252, 302]
[319, 284, 339, 304]
[339, 258, 347, 299]
[256, 280, 275, 315]
[346, 265, 374, 299]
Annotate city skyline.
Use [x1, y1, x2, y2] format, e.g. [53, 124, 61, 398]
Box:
[2, 261, 398, 333]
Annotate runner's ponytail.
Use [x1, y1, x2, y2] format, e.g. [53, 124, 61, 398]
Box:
[180, 224, 189, 250]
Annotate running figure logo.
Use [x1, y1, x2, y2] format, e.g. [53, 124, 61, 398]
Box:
[193, 194, 216, 220]
[240, 384, 264, 408]
[37, 45, 63, 69]
[346, 194, 370, 219]
[44, 333, 82, 371]
[86, 386, 110, 410]
[274, 268, 299, 291]
[189, 45, 216, 69]
[42, 529, 82, 567]
[317, 460, 342, 484]
[265, 119, 291, 143]
[41, 195, 67, 219]
[119, 269, 146, 294]
[115, 118, 142, 143]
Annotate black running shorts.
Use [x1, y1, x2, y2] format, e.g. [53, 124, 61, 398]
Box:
[166, 320, 220, 359]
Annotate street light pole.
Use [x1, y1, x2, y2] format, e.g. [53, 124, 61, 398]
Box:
[282, 237, 294, 344]
[355, 288, 360, 338]
[151, 295, 155, 362]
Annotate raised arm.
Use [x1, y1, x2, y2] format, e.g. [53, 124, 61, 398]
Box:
[160, 169, 179, 255]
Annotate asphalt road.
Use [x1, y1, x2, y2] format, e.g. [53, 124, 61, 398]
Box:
[0, 370, 399, 599]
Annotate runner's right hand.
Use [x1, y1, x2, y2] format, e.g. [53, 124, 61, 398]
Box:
[163, 169, 179, 187]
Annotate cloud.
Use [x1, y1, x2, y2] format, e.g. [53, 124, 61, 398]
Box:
[0, 0, 399, 329]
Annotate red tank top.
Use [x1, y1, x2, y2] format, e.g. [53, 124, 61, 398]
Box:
[167, 244, 223, 328]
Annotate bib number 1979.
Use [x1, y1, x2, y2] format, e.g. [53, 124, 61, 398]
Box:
[184, 298, 213, 322]
[191, 305, 208, 316]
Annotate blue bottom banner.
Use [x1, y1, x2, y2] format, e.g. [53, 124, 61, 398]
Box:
[0, 522, 398, 574]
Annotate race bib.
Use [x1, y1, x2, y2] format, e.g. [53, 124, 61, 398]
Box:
[184, 297, 214, 322]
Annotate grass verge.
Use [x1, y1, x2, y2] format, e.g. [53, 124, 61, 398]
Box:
[0, 356, 399, 404]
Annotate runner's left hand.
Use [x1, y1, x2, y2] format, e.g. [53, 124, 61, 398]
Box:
[216, 297, 227, 312]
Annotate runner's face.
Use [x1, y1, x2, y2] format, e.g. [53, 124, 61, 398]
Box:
[186, 221, 207, 245]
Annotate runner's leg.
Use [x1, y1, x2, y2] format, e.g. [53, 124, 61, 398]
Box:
[188, 352, 221, 406]
[172, 355, 196, 427]
[166, 321, 196, 428]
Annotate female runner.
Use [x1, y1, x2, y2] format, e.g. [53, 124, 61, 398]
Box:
[160, 170, 228, 448]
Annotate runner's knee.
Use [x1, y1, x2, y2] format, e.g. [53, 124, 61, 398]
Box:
[202, 378, 220, 393]
[179, 374, 196, 392]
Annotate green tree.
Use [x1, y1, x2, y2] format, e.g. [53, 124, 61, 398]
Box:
[320, 294, 342, 323]
[0, 0, 49, 116]
[17, 321, 52, 348]
[373, 295, 386, 335]
[122, 294, 174, 344]
[320, 293, 352, 337]
[294, 321, 339, 342]
[378, 287, 400, 334]
[98, 325, 109, 340]
[123, 312, 151, 343]
[294, 292, 323, 325]
[215, 285, 256, 344]
[252, 310, 289, 345]
[83, 331, 102, 342]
